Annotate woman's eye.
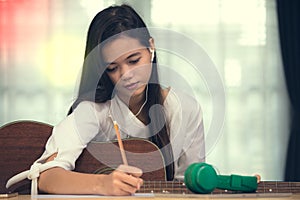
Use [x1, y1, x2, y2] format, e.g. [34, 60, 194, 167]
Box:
[106, 66, 117, 73]
[129, 58, 141, 64]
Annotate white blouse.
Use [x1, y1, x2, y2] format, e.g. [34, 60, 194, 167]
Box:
[6, 88, 205, 194]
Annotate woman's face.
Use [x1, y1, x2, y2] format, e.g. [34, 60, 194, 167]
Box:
[102, 36, 154, 100]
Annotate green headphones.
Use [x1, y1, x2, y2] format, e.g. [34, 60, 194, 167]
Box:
[184, 162, 258, 194]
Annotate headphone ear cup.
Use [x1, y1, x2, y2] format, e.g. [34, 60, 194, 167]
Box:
[184, 163, 218, 194]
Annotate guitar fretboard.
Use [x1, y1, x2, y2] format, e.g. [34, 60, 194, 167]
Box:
[256, 181, 300, 194]
[138, 180, 300, 194]
[139, 180, 190, 194]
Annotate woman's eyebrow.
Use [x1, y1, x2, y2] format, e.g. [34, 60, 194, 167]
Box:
[105, 52, 142, 66]
[126, 52, 141, 60]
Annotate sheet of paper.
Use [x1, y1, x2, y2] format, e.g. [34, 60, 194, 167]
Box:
[155, 192, 292, 198]
[33, 193, 155, 199]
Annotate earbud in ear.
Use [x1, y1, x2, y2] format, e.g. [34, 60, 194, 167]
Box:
[184, 163, 258, 194]
[149, 48, 154, 62]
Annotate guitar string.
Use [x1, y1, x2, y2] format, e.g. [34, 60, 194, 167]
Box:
[140, 180, 300, 194]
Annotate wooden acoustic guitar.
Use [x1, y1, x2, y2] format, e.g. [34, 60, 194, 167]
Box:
[0, 120, 300, 195]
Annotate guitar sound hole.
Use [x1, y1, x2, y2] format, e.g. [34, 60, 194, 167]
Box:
[93, 166, 117, 175]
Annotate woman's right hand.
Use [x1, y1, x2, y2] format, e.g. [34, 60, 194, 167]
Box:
[97, 164, 144, 196]
[39, 154, 143, 195]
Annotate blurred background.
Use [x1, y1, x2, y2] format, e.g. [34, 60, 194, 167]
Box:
[0, 0, 291, 181]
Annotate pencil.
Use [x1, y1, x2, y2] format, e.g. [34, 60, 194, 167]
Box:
[113, 121, 128, 165]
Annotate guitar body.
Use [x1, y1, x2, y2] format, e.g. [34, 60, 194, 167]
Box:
[0, 120, 166, 194]
[77, 139, 167, 180]
[0, 121, 52, 194]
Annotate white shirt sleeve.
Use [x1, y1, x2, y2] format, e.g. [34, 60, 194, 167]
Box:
[37, 101, 101, 170]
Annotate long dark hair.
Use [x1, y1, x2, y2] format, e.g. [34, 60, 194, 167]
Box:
[71, 4, 174, 180]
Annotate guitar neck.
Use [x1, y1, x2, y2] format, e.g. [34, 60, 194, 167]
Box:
[138, 180, 300, 194]
[256, 181, 300, 194]
[139, 180, 190, 194]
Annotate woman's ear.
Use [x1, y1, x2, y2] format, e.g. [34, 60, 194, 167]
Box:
[149, 37, 155, 52]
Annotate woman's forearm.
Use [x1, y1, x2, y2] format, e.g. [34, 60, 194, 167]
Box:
[38, 165, 143, 195]
[38, 167, 105, 195]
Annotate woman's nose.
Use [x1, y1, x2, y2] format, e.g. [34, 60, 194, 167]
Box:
[120, 65, 133, 81]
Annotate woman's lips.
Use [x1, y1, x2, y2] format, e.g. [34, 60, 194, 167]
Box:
[124, 82, 139, 90]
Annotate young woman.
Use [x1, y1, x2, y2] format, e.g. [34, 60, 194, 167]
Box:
[7, 4, 205, 196]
